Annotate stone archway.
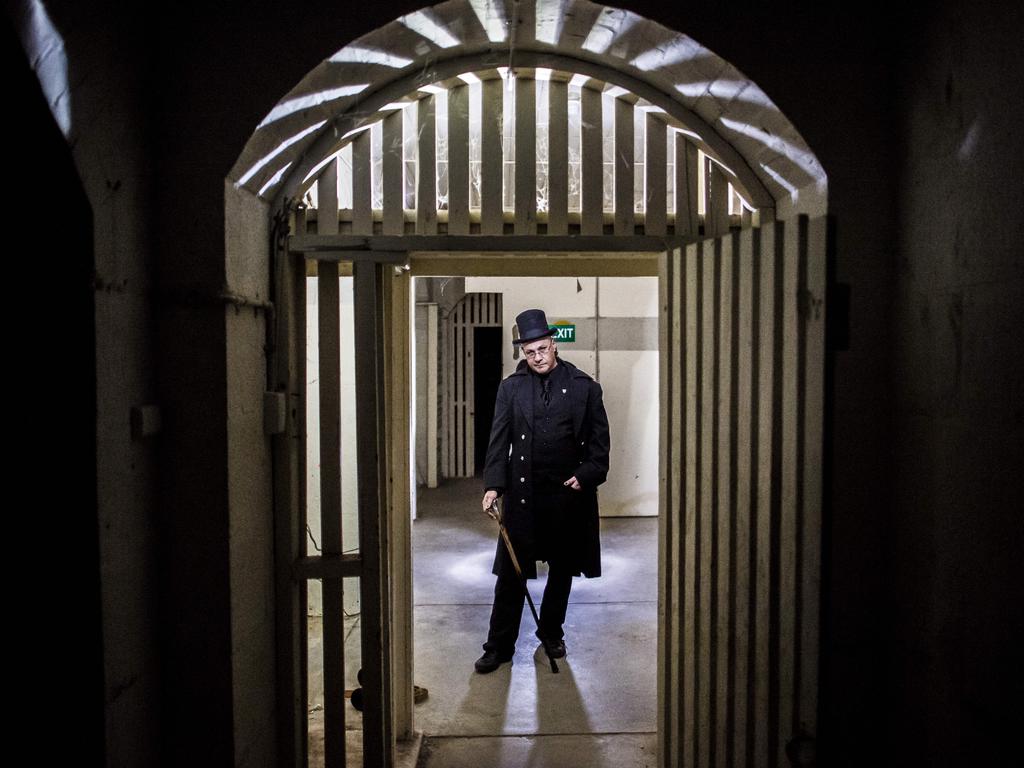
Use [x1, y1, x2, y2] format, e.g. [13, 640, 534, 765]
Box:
[225, 3, 829, 767]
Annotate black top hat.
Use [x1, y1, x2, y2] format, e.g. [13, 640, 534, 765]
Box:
[514, 308, 557, 345]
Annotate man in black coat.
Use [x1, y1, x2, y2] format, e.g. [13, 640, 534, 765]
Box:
[475, 308, 611, 673]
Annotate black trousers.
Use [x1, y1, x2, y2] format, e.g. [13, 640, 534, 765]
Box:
[482, 550, 574, 653]
[483, 483, 577, 653]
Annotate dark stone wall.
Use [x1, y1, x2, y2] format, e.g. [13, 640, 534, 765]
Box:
[890, 1, 1024, 764]
[13, 0, 1020, 764]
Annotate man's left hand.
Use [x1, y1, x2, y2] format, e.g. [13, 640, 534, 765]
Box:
[563, 476, 581, 490]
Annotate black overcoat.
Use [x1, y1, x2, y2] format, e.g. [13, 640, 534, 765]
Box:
[482, 357, 611, 579]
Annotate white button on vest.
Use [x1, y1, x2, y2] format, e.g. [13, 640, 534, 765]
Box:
[520, 455, 524, 460]
[520, 477, 525, 482]
[521, 434, 525, 440]
[521, 499, 526, 504]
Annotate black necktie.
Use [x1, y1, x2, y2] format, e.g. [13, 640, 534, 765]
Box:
[542, 377, 551, 406]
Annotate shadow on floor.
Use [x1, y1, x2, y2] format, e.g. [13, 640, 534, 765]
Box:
[412, 477, 659, 768]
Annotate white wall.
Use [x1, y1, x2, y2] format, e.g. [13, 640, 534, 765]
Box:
[465, 275, 660, 516]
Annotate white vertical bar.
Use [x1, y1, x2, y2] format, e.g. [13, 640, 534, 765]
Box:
[734, 227, 757, 768]
[675, 136, 699, 238]
[318, 157, 339, 236]
[427, 304, 438, 488]
[657, 248, 675, 768]
[670, 246, 686, 766]
[388, 269, 414, 741]
[481, 78, 503, 235]
[455, 305, 464, 475]
[614, 97, 634, 235]
[448, 85, 470, 234]
[799, 216, 825, 740]
[645, 113, 667, 236]
[548, 80, 569, 235]
[779, 218, 800, 765]
[515, 77, 537, 234]
[417, 95, 437, 234]
[754, 222, 777, 768]
[683, 241, 700, 767]
[698, 238, 716, 768]
[709, 161, 730, 238]
[352, 261, 392, 768]
[316, 152, 345, 765]
[715, 233, 735, 768]
[382, 109, 404, 236]
[580, 85, 603, 235]
[352, 131, 373, 235]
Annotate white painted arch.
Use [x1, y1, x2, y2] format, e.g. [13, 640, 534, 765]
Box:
[231, 0, 827, 217]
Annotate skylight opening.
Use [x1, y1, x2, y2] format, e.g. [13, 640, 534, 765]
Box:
[259, 162, 291, 197]
[469, 0, 508, 43]
[630, 34, 705, 72]
[536, 78, 550, 213]
[582, 8, 639, 55]
[535, 0, 567, 46]
[601, 92, 615, 213]
[370, 121, 383, 210]
[257, 85, 368, 129]
[239, 120, 326, 186]
[329, 46, 412, 69]
[634, 106, 646, 214]
[468, 81, 482, 210]
[398, 10, 460, 48]
[662, 125, 673, 213]
[567, 84, 582, 213]
[403, 101, 418, 210]
[502, 74, 516, 213]
[435, 89, 449, 211]
[294, 70, 759, 227]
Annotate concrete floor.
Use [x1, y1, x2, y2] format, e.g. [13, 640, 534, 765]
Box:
[305, 476, 658, 767]
[412, 477, 658, 768]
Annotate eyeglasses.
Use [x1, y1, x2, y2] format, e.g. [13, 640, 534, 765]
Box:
[524, 343, 553, 360]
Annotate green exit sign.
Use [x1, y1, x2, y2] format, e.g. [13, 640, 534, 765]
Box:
[550, 323, 576, 342]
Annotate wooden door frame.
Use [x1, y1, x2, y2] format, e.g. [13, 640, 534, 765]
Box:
[281, 216, 830, 767]
[283, 232, 679, 767]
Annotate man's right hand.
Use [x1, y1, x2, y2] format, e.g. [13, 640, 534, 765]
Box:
[482, 489, 498, 512]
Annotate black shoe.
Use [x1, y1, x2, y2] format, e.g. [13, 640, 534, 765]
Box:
[474, 649, 514, 673]
[540, 637, 566, 659]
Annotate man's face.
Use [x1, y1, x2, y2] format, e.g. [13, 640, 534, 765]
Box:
[522, 337, 557, 374]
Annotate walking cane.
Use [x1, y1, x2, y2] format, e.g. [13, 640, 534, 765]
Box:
[487, 501, 560, 674]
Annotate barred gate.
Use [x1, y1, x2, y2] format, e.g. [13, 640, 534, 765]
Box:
[442, 292, 502, 479]
[659, 215, 829, 768]
[305, 71, 767, 240]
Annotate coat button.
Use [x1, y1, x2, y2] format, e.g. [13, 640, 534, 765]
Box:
[520, 477, 525, 483]
[520, 456, 524, 460]
[521, 499, 526, 504]
[521, 434, 525, 440]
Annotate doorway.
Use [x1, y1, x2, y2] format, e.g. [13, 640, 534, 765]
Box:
[410, 269, 661, 766]
[472, 326, 502, 472]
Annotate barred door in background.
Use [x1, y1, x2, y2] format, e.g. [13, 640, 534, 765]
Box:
[442, 292, 502, 478]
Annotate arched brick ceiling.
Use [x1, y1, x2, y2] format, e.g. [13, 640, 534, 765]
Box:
[231, 0, 825, 209]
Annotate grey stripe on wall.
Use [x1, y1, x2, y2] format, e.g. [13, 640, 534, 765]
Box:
[550, 317, 659, 351]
